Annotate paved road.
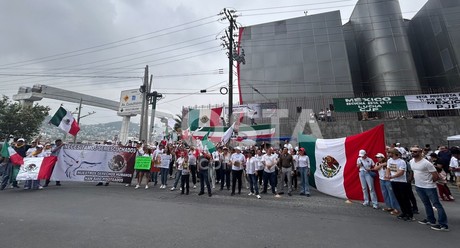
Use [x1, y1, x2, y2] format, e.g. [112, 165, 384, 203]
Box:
[1, 181, 458, 248]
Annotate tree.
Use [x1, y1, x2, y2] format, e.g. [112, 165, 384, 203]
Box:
[0, 96, 50, 141]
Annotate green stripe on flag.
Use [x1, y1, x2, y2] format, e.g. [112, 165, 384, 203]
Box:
[50, 107, 67, 126]
[1, 140, 10, 158]
[188, 109, 200, 130]
[298, 133, 317, 188]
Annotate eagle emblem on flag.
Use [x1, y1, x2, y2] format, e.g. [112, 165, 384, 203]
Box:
[200, 115, 209, 124]
[320, 155, 341, 178]
[64, 118, 71, 125]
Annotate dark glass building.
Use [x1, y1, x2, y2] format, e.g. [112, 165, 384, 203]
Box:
[408, 0, 460, 90]
[238, 10, 354, 103]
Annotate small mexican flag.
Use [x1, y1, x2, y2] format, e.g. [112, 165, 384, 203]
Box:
[49, 107, 80, 136]
[1, 141, 24, 165]
[299, 124, 385, 201]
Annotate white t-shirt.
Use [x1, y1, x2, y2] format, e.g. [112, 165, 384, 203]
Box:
[449, 156, 460, 177]
[176, 157, 185, 170]
[387, 158, 407, 183]
[297, 155, 310, 168]
[262, 153, 278, 173]
[410, 158, 437, 189]
[246, 157, 257, 174]
[231, 153, 245, 171]
[357, 157, 374, 172]
[255, 154, 264, 171]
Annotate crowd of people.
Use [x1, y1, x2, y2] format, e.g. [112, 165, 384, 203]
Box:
[357, 143, 459, 232]
[1, 137, 458, 232]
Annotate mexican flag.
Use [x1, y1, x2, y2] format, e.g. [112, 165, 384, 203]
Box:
[188, 107, 223, 130]
[1, 141, 24, 165]
[299, 125, 385, 201]
[49, 107, 80, 136]
[16, 156, 58, 180]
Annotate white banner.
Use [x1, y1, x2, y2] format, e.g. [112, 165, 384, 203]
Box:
[405, 93, 460, 110]
[51, 144, 137, 183]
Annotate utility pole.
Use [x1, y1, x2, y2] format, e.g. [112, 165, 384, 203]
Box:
[139, 65, 149, 142]
[148, 91, 163, 144]
[220, 8, 244, 127]
[73, 98, 96, 143]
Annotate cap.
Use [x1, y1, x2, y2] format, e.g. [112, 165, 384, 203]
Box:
[234, 146, 241, 150]
[358, 149, 366, 157]
[36, 145, 44, 148]
[396, 142, 401, 146]
[375, 153, 385, 158]
[18, 138, 25, 142]
[299, 147, 305, 152]
[106, 140, 113, 143]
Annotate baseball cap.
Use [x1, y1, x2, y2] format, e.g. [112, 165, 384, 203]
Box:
[375, 153, 385, 158]
[18, 138, 25, 142]
[358, 149, 366, 157]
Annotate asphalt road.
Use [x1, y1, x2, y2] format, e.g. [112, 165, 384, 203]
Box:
[0, 181, 458, 248]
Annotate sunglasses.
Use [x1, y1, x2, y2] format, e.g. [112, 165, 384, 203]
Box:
[410, 150, 420, 153]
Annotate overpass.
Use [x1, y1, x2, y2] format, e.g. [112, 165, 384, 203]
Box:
[12, 84, 173, 143]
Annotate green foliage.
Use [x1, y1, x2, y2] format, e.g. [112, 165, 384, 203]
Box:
[0, 96, 50, 140]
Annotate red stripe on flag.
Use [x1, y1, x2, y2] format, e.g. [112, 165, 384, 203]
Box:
[37, 156, 58, 180]
[210, 107, 223, 127]
[343, 124, 385, 202]
[69, 120, 80, 136]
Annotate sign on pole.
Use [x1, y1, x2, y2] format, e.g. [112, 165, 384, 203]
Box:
[118, 89, 143, 116]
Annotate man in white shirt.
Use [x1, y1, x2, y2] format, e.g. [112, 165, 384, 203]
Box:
[261, 148, 280, 197]
[410, 146, 449, 231]
[449, 148, 460, 191]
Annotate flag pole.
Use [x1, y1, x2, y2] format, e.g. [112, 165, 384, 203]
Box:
[73, 98, 82, 143]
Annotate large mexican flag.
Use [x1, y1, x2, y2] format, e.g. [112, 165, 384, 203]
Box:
[299, 124, 385, 201]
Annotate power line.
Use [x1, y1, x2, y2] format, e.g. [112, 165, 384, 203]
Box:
[0, 15, 218, 68]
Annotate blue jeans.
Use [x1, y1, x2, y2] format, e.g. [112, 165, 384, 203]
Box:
[160, 168, 169, 185]
[299, 167, 310, 194]
[380, 179, 400, 210]
[151, 172, 158, 184]
[359, 170, 378, 207]
[199, 169, 211, 194]
[173, 170, 182, 188]
[415, 187, 448, 227]
[263, 171, 276, 194]
[248, 174, 259, 195]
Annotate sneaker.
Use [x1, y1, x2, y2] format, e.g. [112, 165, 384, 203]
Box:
[96, 182, 103, 186]
[180, 187, 182, 191]
[431, 224, 449, 232]
[418, 219, 435, 226]
[300, 193, 305, 196]
[145, 185, 149, 189]
[248, 192, 253, 196]
[43, 184, 49, 188]
[274, 194, 281, 198]
[404, 216, 415, 222]
[104, 182, 109, 186]
[390, 210, 400, 215]
[362, 202, 370, 207]
[170, 187, 175, 191]
[256, 195, 261, 199]
[397, 214, 406, 220]
[449, 195, 455, 200]
[24, 187, 30, 190]
[306, 194, 311, 197]
[135, 185, 140, 189]
[125, 184, 130, 187]
[38, 186, 44, 190]
[373, 205, 379, 209]
[198, 192, 204, 196]
[193, 185, 197, 189]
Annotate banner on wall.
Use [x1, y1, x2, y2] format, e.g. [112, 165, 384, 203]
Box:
[51, 144, 137, 183]
[333, 92, 460, 112]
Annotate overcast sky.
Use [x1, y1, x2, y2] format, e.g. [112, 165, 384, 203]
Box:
[0, 0, 428, 125]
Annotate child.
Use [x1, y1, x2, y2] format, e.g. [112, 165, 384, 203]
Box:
[181, 155, 190, 195]
[436, 166, 454, 201]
